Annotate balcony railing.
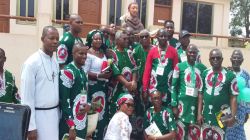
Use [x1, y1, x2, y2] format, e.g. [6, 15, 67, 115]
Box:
[1, 15, 250, 47]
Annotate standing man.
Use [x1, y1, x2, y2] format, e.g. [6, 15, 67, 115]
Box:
[143, 29, 178, 106]
[171, 44, 206, 139]
[109, 31, 137, 118]
[226, 49, 250, 140]
[164, 20, 179, 48]
[176, 30, 191, 62]
[0, 48, 20, 104]
[152, 20, 178, 48]
[124, 26, 140, 51]
[57, 14, 83, 68]
[59, 43, 90, 140]
[21, 26, 60, 140]
[197, 49, 238, 140]
[133, 29, 152, 104]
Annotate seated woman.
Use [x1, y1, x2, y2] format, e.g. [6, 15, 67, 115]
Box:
[104, 93, 134, 140]
[144, 90, 177, 140]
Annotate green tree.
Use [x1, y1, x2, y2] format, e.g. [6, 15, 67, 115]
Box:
[230, 0, 250, 37]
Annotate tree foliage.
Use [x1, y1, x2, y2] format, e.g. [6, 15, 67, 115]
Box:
[230, 0, 250, 37]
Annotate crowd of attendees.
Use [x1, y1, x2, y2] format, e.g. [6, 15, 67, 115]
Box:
[0, 2, 250, 140]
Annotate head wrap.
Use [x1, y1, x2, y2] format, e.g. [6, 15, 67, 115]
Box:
[85, 29, 103, 48]
[116, 93, 133, 106]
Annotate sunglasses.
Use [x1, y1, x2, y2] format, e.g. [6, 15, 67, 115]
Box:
[210, 56, 222, 60]
[140, 35, 149, 39]
[125, 103, 134, 108]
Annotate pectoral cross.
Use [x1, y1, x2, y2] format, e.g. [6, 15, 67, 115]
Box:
[52, 72, 55, 82]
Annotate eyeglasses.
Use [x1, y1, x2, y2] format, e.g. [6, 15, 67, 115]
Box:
[125, 103, 134, 108]
[140, 35, 149, 39]
[210, 56, 222, 60]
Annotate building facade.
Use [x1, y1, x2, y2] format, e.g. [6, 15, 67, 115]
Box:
[0, 0, 230, 84]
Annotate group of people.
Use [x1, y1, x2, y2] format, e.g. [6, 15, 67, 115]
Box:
[0, 2, 250, 140]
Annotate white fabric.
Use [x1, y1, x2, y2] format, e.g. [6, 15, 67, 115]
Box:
[104, 111, 132, 140]
[21, 49, 59, 140]
[83, 53, 107, 73]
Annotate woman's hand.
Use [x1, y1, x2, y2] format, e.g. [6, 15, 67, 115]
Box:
[69, 128, 76, 140]
[77, 103, 90, 116]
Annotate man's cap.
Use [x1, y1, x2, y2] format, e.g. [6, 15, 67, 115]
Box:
[179, 30, 191, 39]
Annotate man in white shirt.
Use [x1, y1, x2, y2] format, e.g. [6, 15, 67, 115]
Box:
[21, 26, 60, 140]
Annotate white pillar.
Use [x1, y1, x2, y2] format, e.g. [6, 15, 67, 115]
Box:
[146, 0, 154, 30]
[36, 0, 53, 48]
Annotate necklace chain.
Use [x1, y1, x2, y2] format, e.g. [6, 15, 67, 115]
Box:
[39, 51, 58, 82]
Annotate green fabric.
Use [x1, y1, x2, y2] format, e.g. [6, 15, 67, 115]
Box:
[132, 44, 149, 82]
[109, 48, 137, 117]
[169, 38, 179, 48]
[151, 57, 173, 96]
[105, 39, 115, 50]
[177, 48, 187, 63]
[0, 70, 19, 104]
[85, 30, 103, 48]
[143, 106, 177, 135]
[59, 62, 88, 139]
[152, 37, 179, 48]
[132, 44, 149, 116]
[171, 62, 207, 123]
[58, 32, 83, 64]
[88, 79, 108, 140]
[201, 68, 237, 127]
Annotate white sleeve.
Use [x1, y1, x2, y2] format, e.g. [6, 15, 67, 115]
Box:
[20, 62, 37, 131]
[83, 55, 92, 73]
[120, 116, 130, 140]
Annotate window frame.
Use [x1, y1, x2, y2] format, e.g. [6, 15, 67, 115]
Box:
[16, 0, 37, 24]
[108, 0, 122, 25]
[53, 0, 72, 26]
[181, 1, 214, 36]
[53, 0, 72, 20]
[136, 0, 147, 27]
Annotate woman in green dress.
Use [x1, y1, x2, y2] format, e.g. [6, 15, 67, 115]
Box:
[84, 30, 112, 140]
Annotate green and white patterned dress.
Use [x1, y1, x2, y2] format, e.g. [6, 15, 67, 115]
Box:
[200, 68, 238, 140]
[0, 69, 19, 103]
[84, 53, 109, 140]
[143, 106, 177, 135]
[171, 62, 206, 139]
[143, 46, 178, 105]
[109, 48, 137, 118]
[59, 62, 89, 139]
[57, 32, 83, 65]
